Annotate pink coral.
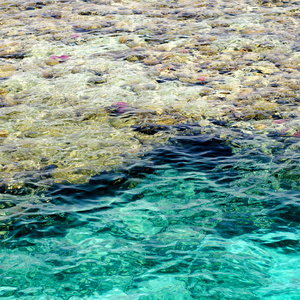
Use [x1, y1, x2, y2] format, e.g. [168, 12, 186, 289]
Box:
[293, 132, 300, 137]
[112, 102, 127, 113]
[50, 55, 70, 62]
[273, 119, 288, 124]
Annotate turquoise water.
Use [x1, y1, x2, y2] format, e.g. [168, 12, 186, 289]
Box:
[0, 132, 299, 299]
[1, 0, 299, 298]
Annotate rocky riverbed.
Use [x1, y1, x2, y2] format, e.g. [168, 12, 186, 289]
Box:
[0, 0, 299, 192]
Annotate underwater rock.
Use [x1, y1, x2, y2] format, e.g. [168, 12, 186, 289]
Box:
[73, 21, 113, 32]
[0, 52, 26, 59]
[132, 124, 170, 135]
[105, 102, 129, 115]
[42, 71, 56, 78]
[49, 55, 70, 63]
[209, 119, 227, 127]
[138, 277, 193, 299]
[111, 102, 128, 114]
[0, 96, 13, 107]
[273, 119, 288, 124]
[253, 123, 267, 130]
[143, 57, 160, 66]
[176, 11, 198, 20]
[0, 0, 298, 190]
[232, 111, 273, 121]
[118, 35, 129, 43]
[24, 131, 39, 138]
[71, 66, 83, 74]
[131, 83, 158, 92]
[0, 130, 8, 137]
[45, 59, 59, 66]
[0, 41, 27, 59]
[0, 65, 16, 78]
[87, 76, 107, 85]
[125, 54, 147, 62]
[293, 132, 300, 137]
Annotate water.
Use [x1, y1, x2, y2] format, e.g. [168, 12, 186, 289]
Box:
[1, 0, 300, 186]
[1, 0, 300, 299]
[1, 133, 299, 299]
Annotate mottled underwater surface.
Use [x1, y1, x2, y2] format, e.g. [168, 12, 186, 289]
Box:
[0, 0, 299, 299]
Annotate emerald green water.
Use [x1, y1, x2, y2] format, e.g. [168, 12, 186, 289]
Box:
[0, 133, 299, 299]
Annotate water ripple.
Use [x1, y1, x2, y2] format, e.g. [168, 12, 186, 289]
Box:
[1, 133, 299, 299]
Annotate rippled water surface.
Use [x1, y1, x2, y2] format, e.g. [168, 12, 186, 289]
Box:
[0, 0, 300, 299]
[1, 133, 300, 299]
[1, 0, 299, 186]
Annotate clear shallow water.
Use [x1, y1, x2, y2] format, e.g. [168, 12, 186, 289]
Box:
[1, 0, 300, 186]
[0, 0, 300, 298]
[1, 133, 299, 299]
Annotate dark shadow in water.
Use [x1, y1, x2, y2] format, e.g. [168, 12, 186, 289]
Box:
[1, 130, 299, 250]
[2, 132, 235, 242]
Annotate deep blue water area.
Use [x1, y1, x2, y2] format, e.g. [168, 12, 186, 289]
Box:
[0, 132, 299, 299]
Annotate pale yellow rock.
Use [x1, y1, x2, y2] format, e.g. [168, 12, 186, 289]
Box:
[0, 130, 9, 137]
[159, 71, 176, 80]
[252, 101, 278, 111]
[143, 57, 159, 66]
[253, 124, 267, 130]
[119, 35, 129, 43]
[156, 108, 164, 115]
[0, 65, 16, 72]
[45, 59, 59, 66]
[0, 89, 7, 95]
[0, 65, 16, 78]
[0, 41, 22, 54]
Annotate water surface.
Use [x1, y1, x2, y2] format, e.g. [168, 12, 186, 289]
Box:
[0, 0, 299, 299]
[1, 133, 299, 299]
